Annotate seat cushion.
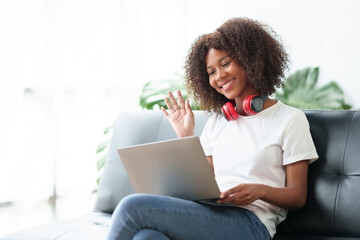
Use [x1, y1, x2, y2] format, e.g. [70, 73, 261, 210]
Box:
[2, 212, 110, 240]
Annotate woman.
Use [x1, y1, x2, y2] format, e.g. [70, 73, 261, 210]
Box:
[107, 18, 318, 240]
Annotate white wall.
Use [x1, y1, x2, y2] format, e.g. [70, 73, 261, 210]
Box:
[0, 0, 359, 205]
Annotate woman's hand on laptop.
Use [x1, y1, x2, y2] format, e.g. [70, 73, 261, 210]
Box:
[161, 90, 195, 138]
[217, 184, 264, 206]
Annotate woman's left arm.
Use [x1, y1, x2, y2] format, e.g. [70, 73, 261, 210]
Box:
[217, 160, 309, 209]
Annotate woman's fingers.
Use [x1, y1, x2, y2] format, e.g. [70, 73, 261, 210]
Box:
[185, 99, 192, 113]
[218, 185, 245, 204]
[177, 90, 186, 110]
[163, 90, 191, 116]
[168, 91, 180, 110]
[164, 90, 188, 112]
[217, 192, 247, 205]
[161, 107, 170, 119]
[161, 90, 195, 138]
[164, 97, 174, 112]
[217, 184, 262, 206]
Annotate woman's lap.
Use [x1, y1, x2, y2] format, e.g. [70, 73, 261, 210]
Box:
[107, 193, 270, 240]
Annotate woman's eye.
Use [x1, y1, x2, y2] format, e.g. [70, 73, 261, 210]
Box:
[208, 71, 215, 76]
[222, 62, 230, 67]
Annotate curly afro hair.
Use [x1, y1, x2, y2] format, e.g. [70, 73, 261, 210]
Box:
[184, 18, 289, 113]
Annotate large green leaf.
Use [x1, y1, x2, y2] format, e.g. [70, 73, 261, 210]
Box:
[276, 67, 351, 110]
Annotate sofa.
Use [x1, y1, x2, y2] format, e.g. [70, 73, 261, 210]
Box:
[2, 109, 360, 240]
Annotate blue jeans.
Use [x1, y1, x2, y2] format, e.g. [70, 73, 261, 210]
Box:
[106, 194, 270, 240]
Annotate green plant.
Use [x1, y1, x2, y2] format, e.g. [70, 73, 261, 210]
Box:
[275, 67, 351, 110]
[139, 73, 200, 110]
[95, 124, 113, 185]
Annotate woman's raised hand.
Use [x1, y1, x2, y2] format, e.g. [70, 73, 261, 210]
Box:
[161, 90, 195, 138]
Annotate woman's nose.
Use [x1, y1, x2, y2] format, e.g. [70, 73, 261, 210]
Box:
[215, 69, 226, 82]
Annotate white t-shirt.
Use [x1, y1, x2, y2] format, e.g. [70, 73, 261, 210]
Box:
[200, 100, 318, 238]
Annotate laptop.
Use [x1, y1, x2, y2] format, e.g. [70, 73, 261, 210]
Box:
[117, 136, 221, 201]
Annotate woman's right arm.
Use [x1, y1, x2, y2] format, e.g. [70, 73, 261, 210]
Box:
[161, 90, 195, 138]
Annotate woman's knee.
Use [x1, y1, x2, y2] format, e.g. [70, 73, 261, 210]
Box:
[119, 194, 145, 209]
[133, 229, 171, 240]
[114, 194, 159, 218]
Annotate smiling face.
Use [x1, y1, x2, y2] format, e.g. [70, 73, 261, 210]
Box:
[206, 48, 257, 102]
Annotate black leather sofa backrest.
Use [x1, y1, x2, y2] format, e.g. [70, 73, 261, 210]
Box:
[276, 110, 360, 238]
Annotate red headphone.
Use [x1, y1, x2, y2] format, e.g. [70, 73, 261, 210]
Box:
[221, 95, 268, 121]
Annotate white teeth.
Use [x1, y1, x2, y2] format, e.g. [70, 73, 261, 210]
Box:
[222, 79, 234, 88]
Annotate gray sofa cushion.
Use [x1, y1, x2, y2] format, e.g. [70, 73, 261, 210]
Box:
[2, 212, 111, 240]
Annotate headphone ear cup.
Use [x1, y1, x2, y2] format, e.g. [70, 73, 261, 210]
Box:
[243, 95, 266, 115]
[243, 95, 257, 115]
[250, 96, 265, 112]
[221, 102, 238, 121]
